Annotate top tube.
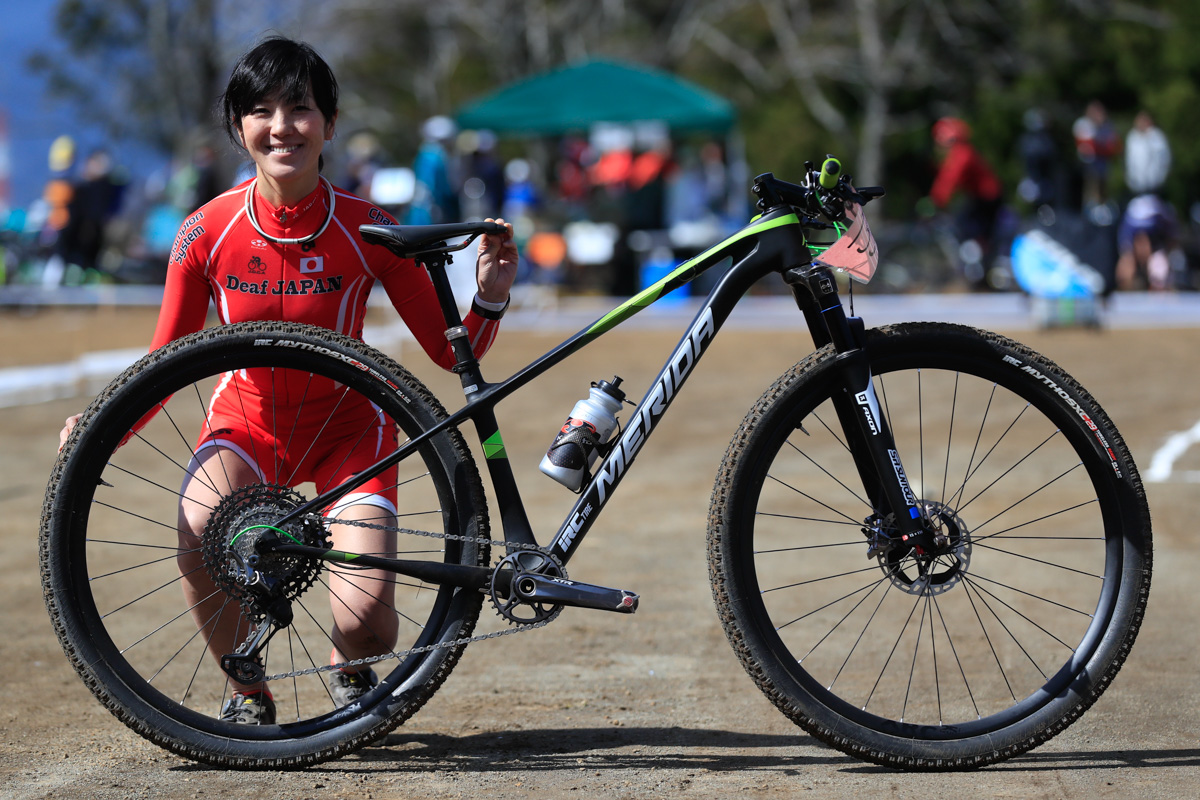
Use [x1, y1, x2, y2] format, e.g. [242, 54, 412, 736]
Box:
[583, 211, 802, 338]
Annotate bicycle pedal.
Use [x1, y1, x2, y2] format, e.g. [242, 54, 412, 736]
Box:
[513, 573, 639, 614]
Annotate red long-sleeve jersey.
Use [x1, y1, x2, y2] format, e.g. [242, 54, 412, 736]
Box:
[153, 178, 501, 365]
[146, 179, 503, 499]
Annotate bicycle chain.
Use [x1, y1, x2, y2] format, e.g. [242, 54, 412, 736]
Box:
[259, 515, 563, 683]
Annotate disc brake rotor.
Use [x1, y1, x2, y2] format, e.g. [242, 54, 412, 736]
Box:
[873, 501, 973, 596]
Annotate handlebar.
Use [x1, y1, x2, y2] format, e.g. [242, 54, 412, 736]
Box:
[752, 156, 883, 221]
[818, 156, 842, 189]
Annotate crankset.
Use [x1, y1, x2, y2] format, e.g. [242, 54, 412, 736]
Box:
[489, 551, 639, 624]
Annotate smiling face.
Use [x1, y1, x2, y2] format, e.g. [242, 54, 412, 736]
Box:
[237, 86, 336, 206]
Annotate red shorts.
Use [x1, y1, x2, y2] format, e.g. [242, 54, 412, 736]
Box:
[194, 375, 399, 515]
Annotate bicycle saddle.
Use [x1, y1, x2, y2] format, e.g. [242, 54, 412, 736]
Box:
[359, 221, 507, 259]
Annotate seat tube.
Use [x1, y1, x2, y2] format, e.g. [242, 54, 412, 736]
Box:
[419, 254, 538, 549]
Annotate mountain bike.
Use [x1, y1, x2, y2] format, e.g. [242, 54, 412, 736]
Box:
[40, 158, 1151, 771]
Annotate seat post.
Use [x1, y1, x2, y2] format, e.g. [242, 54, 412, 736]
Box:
[419, 253, 465, 330]
[418, 253, 486, 395]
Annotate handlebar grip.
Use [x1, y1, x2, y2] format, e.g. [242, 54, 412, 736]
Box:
[818, 156, 842, 189]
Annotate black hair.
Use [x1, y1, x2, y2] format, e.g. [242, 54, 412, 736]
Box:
[219, 35, 339, 155]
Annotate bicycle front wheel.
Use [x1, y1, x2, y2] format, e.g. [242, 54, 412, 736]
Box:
[41, 322, 489, 768]
[708, 322, 1151, 769]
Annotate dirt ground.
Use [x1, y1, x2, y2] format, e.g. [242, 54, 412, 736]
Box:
[2, 304, 1198, 800]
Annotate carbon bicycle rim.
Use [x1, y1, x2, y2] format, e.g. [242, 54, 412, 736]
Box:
[709, 322, 1151, 769]
[40, 322, 488, 768]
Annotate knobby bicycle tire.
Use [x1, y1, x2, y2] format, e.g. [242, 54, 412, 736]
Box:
[41, 321, 489, 768]
[708, 322, 1151, 769]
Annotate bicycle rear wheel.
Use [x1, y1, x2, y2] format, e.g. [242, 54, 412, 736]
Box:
[41, 322, 489, 768]
[708, 322, 1151, 769]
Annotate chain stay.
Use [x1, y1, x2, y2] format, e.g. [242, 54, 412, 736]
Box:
[259, 514, 562, 682]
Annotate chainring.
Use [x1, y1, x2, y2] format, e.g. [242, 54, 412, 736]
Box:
[489, 550, 565, 625]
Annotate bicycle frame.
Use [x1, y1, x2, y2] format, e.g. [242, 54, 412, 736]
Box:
[268, 202, 932, 589]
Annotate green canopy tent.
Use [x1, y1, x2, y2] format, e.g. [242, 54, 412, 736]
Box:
[455, 59, 736, 135]
[456, 59, 743, 297]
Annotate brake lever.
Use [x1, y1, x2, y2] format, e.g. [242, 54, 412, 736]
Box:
[853, 186, 886, 204]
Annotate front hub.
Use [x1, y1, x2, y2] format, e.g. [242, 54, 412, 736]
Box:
[869, 501, 973, 596]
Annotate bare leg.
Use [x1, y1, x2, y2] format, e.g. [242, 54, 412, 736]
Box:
[327, 503, 399, 672]
[176, 446, 263, 694]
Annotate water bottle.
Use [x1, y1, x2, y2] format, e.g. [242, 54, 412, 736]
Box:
[539, 377, 626, 491]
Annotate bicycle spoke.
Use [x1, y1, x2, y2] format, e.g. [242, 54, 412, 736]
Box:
[790, 578, 888, 656]
[99, 563, 206, 619]
[969, 462, 1086, 535]
[970, 498, 1101, 544]
[940, 373, 960, 506]
[958, 431, 1064, 516]
[963, 575, 1078, 653]
[828, 580, 897, 693]
[930, 591, 980, 720]
[783, 439, 873, 510]
[762, 564, 886, 595]
[766, 473, 869, 525]
[283, 383, 353, 487]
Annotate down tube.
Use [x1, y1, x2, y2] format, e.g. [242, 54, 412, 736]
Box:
[548, 243, 784, 564]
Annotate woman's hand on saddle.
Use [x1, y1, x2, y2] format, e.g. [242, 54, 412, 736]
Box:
[475, 217, 517, 305]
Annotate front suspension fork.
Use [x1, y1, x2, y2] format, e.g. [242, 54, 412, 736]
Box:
[784, 265, 935, 553]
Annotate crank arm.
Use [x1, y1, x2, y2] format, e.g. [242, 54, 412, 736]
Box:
[513, 572, 639, 614]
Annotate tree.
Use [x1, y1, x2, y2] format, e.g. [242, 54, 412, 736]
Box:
[667, 0, 1024, 189]
[29, 1, 335, 167]
[331, 0, 698, 159]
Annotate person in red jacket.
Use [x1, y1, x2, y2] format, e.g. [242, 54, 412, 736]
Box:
[58, 35, 518, 725]
[929, 117, 1003, 287]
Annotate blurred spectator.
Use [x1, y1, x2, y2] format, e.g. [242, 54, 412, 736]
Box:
[523, 229, 567, 285]
[700, 141, 730, 217]
[405, 115, 460, 225]
[458, 129, 504, 219]
[625, 140, 673, 231]
[590, 147, 633, 192]
[1124, 110, 1171, 196]
[1016, 109, 1060, 209]
[929, 116, 1003, 287]
[1072, 100, 1120, 207]
[501, 158, 538, 222]
[554, 135, 591, 218]
[43, 142, 126, 286]
[339, 131, 382, 199]
[666, 146, 710, 226]
[40, 135, 76, 249]
[168, 143, 221, 211]
[1116, 194, 1177, 291]
[59, 148, 123, 272]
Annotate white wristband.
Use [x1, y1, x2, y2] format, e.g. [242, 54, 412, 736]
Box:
[473, 293, 509, 313]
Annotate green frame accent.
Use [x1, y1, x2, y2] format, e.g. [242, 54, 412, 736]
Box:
[483, 431, 507, 460]
[584, 212, 801, 336]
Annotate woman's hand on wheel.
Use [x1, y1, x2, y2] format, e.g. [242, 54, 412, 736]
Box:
[59, 414, 81, 451]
